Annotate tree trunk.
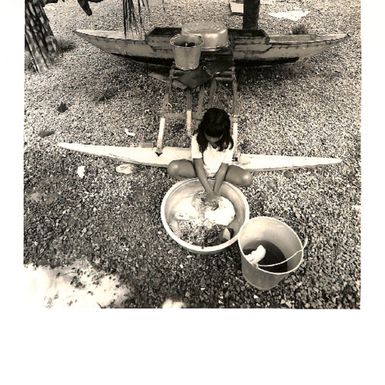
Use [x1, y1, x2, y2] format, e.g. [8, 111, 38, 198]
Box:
[25, 0, 59, 73]
[242, 0, 260, 30]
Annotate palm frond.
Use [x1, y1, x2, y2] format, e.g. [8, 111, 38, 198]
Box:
[122, 0, 150, 36]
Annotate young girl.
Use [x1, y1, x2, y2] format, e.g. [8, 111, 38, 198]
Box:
[167, 108, 252, 204]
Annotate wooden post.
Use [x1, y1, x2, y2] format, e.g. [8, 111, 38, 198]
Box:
[207, 79, 217, 108]
[156, 92, 170, 155]
[231, 67, 241, 161]
[196, 86, 205, 124]
[186, 90, 193, 137]
[243, 0, 261, 30]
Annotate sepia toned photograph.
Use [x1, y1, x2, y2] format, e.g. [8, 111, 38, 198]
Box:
[23, 0, 360, 309]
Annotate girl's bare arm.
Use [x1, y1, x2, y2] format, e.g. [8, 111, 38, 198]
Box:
[213, 163, 229, 194]
[193, 159, 213, 194]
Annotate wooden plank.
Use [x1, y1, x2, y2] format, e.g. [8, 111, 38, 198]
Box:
[164, 112, 203, 120]
[58, 143, 342, 171]
[149, 72, 187, 90]
[229, 1, 244, 15]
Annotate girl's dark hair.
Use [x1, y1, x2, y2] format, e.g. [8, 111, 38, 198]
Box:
[195, 108, 234, 154]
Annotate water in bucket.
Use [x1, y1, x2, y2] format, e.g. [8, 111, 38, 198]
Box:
[176, 42, 196, 48]
[243, 240, 288, 273]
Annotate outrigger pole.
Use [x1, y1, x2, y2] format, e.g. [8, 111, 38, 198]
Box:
[58, 143, 342, 172]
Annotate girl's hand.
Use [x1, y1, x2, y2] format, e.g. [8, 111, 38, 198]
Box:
[207, 191, 220, 210]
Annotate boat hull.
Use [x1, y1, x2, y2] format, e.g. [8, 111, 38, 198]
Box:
[75, 27, 347, 67]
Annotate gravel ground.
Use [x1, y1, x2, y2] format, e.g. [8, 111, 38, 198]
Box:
[24, 0, 361, 308]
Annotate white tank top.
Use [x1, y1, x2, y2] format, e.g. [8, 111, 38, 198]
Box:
[191, 134, 233, 177]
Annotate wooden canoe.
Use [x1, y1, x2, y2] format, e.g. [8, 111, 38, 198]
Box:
[75, 27, 348, 67]
[58, 143, 341, 171]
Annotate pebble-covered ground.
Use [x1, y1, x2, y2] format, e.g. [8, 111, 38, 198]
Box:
[24, 0, 360, 308]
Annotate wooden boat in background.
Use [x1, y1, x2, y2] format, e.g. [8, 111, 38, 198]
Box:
[75, 27, 348, 67]
[67, 25, 345, 171]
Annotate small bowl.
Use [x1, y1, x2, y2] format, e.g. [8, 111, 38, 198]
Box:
[161, 178, 249, 254]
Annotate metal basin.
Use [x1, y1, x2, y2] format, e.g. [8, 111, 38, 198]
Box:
[181, 21, 229, 51]
[161, 179, 249, 255]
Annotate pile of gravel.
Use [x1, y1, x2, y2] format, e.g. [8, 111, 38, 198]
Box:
[24, 0, 360, 308]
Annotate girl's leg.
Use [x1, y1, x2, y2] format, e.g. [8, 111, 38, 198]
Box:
[222, 165, 252, 236]
[224, 165, 253, 186]
[167, 159, 196, 179]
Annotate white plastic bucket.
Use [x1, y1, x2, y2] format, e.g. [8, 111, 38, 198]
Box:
[170, 34, 204, 70]
[238, 217, 306, 290]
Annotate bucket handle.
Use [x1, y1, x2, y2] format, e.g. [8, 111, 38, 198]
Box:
[258, 236, 309, 268]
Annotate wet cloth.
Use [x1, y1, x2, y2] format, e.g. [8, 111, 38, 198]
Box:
[191, 134, 234, 177]
[169, 192, 236, 247]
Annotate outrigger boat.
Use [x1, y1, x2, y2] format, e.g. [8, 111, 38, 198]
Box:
[62, 20, 344, 171]
[75, 27, 347, 67]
